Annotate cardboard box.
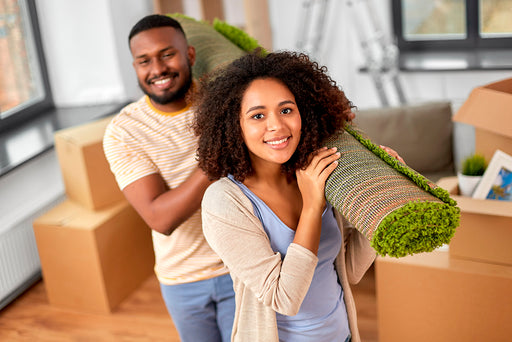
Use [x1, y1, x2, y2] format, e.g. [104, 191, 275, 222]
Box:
[54, 116, 124, 210]
[376, 250, 512, 342]
[438, 176, 512, 266]
[453, 77, 512, 162]
[33, 199, 155, 314]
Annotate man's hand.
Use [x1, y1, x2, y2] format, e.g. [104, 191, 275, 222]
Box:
[345, 110, 356, 121]
[379, 145, 405, 164]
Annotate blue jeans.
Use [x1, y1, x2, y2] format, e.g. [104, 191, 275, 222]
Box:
[160, 273, 235, 342]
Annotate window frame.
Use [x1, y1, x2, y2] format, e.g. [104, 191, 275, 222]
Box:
[391, 0, 512, 52]
[0, 0, 53, 134]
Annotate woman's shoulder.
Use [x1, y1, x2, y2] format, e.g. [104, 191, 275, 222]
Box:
[202, 177, 266, 240]
[204, 177, 239, 198]
[203, 177, 252, 212]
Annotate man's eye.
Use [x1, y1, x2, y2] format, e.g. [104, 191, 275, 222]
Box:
[138, 60, 149, 65]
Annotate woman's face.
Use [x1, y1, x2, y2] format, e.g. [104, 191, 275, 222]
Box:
[240, 78, 302, 168]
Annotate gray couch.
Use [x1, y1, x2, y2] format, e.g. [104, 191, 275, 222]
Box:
[353, 101, 455, 182]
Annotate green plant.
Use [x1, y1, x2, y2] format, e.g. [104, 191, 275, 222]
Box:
[461, 153, 487, 176]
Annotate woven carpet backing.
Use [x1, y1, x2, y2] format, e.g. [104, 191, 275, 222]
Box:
[324, 125, 460, 257]
[171, 14, 246, 80]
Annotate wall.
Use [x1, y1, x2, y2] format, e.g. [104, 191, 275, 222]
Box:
[34, 0, 246, 108]
[35, 0, 152, 107]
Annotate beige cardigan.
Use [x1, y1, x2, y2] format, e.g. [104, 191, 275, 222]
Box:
[202, 178, 376, 342]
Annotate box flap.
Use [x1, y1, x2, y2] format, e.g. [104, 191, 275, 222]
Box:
[453, 78, 512, 139]
[54, 116, 114, 146]
[438, 176, 512, 217]
[34, 199, 127, 230]
[454, 195, 512, 217]
[437, 176, 458, 193]
[378, 250, 512, 276]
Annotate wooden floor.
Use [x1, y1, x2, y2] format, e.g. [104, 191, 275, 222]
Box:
[0, 266, 378, 341]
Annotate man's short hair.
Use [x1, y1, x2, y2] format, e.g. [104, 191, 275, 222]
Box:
[128, 14, 186, 44]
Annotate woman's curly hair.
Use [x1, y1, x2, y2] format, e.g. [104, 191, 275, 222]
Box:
[193, 50, 353, 181]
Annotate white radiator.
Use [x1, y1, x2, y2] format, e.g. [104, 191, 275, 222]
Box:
[0, 150, 65, 310]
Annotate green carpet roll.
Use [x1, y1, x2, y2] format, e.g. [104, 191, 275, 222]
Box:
[324, 125, 460, 257]
[171, 14, 246, 80]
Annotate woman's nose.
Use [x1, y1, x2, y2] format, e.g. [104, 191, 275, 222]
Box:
[266, 113, 282, 131]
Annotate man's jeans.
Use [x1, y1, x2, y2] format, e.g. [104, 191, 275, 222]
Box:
[160, 273, 235, 342]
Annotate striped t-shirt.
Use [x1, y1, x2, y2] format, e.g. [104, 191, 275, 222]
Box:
[103, 96, 228, 285]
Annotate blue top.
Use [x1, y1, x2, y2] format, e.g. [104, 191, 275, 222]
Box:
[229, 175, 350, 341]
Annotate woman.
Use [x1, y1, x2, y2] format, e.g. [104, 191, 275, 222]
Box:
[193, 51, 376, 342]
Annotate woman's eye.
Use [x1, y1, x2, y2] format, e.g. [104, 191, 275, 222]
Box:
[252, 113, 264, 120]
[281, 108, 292, 114]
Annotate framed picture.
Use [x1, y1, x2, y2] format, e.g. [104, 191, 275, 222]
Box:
[472, 150, 512, 201]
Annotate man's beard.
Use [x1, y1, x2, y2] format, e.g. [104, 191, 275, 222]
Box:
[141, 69, 193, 106]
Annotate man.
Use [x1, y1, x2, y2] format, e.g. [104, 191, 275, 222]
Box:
[103, 14, 235, 342]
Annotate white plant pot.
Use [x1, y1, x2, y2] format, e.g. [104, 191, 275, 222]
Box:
[457, 173, 483, 197]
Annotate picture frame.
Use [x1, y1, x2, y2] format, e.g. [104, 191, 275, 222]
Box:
[472, 150, 512, 201]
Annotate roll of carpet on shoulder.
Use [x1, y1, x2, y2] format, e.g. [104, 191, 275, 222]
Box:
[324, 125, 460, 258]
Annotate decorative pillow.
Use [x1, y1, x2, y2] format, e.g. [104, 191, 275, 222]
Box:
[353, 101, 455, 178]
[324, 125, 460, 258]
[170, 14, 247, 79]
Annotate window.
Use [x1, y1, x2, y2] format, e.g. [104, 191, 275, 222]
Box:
[0, 0, 52, 133]
[392, 0, 512, 51]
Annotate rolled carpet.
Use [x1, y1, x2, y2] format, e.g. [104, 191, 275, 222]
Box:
[170, 14, 262, 80]
[324, 125, 460, 257]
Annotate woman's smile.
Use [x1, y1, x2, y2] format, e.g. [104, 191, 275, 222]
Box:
[265, 136, 290, 147]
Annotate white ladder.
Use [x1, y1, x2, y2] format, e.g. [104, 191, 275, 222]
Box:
[295, 0, 406, 107]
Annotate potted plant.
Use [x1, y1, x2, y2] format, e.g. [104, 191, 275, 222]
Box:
[458, 153, 487, 196]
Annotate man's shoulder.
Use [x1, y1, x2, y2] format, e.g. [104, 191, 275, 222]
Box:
[112, 96, 147, 120]
[106, 97, 150, 131]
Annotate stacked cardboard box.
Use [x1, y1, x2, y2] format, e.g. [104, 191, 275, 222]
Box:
[452, 77, 512, 162]
[33, 116, 155, 314]
[53, 116, 125, 210]
[376, 250, 512, 342]
[437, 177, 512, 266]
[376, 78, 512, 341]
[448, 77, 512, 266]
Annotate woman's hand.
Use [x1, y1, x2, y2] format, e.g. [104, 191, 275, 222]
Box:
[296, 147, 340, 212]
[293, 147, 340, 254]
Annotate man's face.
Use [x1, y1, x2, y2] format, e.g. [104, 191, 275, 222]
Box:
[130, 26, 195, 110]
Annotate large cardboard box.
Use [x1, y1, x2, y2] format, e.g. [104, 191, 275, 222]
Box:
[33, 199, 155, 314]
[453, 77, 512, 162]
[54, 116, 124, 210]
[376, 250, 512, 342]
[438, 176, 512, 266]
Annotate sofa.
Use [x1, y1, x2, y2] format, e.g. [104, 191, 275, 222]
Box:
[353, 101, 456, 182]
